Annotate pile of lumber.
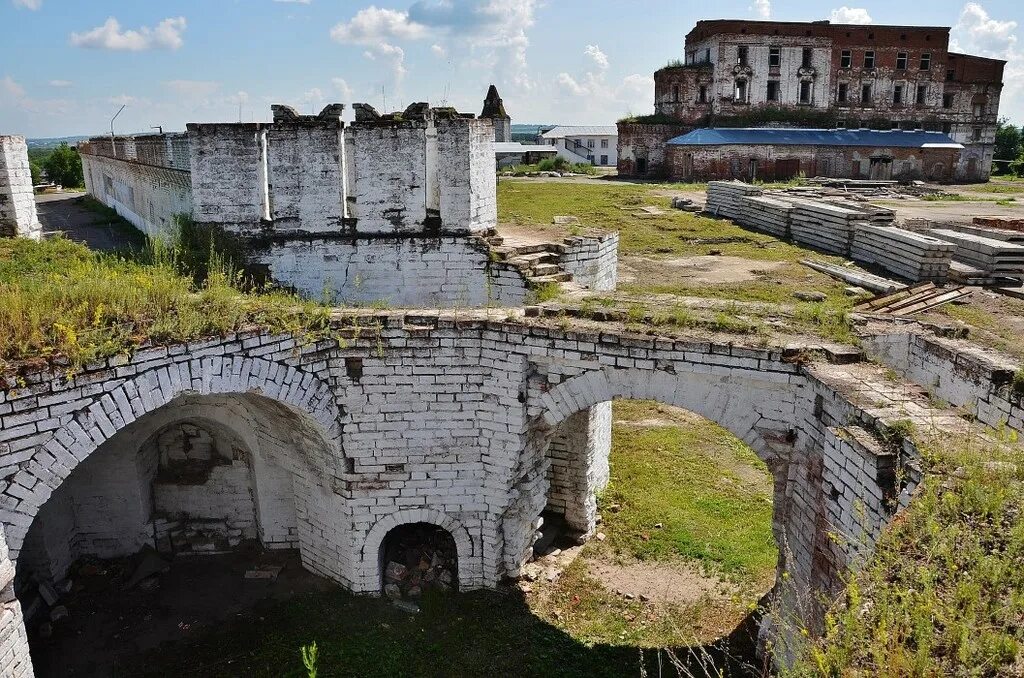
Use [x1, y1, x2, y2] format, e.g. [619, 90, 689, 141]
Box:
[854, 282, 971, 316]
[929, 229, 1024, 282]
[851, 226, 955, 283]
[706, 181, 762, 221]
[736, 194, 794, 238]
[789, 200, 866, 256]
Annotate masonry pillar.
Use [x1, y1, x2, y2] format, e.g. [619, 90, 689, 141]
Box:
[0, 136, 41, 240]
[0, 528, 34, 677]
[547, 401, 612, 535]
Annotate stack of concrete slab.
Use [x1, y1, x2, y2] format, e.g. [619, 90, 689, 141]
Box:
[929, 229, 1024, 281]
[828, 201, 895, 225]
[948, 223, 1024, 245]
[736, 194, 794, 238]
[706, 181, 763, 221]
[851, 226, 955, 283]
[789, 200, 866, 256]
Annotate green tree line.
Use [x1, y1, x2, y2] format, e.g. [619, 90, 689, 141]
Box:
[995, 118, 1024, 176]
[27, 143, 84, 189]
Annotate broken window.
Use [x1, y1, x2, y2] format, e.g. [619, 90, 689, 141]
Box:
[738, 46, 749, 66]
[943, 92, 954, 108]
[920, 53, 931, 70]
[916, 84, 927, 105]
[972, 127, 982, 141]
[767, 80, 780, 102]
[973, 101, 985, 117]
[735, 80, 748, 103]
[769, 46, 781, 67]
[800, 81, 812, 104]
[946, 68, 955, 82]
[801, 47, 813, 68]
[838, 82, 848, 103]
[698, 85, 708, 103]
[861, 83, 873, 105]
[896, 52, 908, 70]
[893, 84, 903, 105]
[704, 48, 711, 63]
[841, 49, 852, 68]
[864, 51, 875, 69]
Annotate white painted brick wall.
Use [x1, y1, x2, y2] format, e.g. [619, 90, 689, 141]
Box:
[0, 136, 41, 240]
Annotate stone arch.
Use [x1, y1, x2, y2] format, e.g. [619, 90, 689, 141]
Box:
[535, 366, 794, 465]
[358, 508, 477, 593]
[1, 355, 342, 562]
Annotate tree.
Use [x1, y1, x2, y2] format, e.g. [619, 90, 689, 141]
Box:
[29, 161, 42, 185]
[994, 119, 1022, 174]
[41, 142, 84, 188]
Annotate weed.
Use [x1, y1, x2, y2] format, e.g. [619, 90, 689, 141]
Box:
[529, 281, 561, 304]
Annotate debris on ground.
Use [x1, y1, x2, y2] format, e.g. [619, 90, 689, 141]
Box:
[854, 283, 972, 316]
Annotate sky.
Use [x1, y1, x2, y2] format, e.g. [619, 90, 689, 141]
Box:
[0, 0, 1022, 138]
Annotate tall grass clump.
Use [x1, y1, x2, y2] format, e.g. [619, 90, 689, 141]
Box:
[0, 234, 330, 372]
[792, 430, 1024, 676]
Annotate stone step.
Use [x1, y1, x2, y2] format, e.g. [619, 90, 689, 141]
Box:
[531, 263, 561, 276]
[530, 272, 572, 284]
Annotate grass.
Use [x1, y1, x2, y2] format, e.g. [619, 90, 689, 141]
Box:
[127, 400, 776, 676]
[0, 236, 331, 372]
[791, 429, 1024, 676]
[938, 299, 1024, 361]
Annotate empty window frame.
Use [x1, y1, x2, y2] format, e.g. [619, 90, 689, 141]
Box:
[767, 80, 780, 102]
[942, 122, 953, 134]
[916, 84, 927, 105]
[943, 92, 954, 108]
[735, 80, 748, 102]
[946, 68, 955, 82]
[972, 127, 982, 141]
[861, 83, 873, 104]
[799, 81, 812, 104]
[973, 101, 985, 117]
[704, 48, 711, 63]
[737, 46, 749, 65]
[698, 85, 708, 103]
[838, 82, 849, 103]
[896, 52, 908, 70]
[672, 85, 679, 102]
[893, 84, 903, 105]
[801, 47, 813, 68]
[840, 49, 852, 68]
[920, 53, 931, 70]
[769, 46, 781, 67]
[864, 51, 875, 69]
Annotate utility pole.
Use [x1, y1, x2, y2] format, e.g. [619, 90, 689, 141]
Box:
[110, 104, 126, 158]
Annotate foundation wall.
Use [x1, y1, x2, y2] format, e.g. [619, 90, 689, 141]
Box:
[80, 153, 192, 238]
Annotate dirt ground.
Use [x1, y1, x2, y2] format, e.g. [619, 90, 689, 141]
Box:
[28, 547, 334, 678]
[620, 255, 784, 285]
[36, 191, 144, 252]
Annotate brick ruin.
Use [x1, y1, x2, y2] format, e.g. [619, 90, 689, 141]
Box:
[77, 103, 618, 308]
[0, 136, 41, 241]
[619, 19, 1005, 182]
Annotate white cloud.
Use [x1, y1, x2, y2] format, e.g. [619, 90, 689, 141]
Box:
[12, 0, 42, 10]
[2, 75, 26, 99]
[951, 3, 1021, 123]
[329, 1, 539, 91]
[107, 94, 137, 107]
[752, 0, 771, 19]
[829, 7, 873, 24]
[332, 77, 354, 100]
[48, 79, 73, 88]
[70, 16, 187, 51]
[584, 44, 608, 70]
[431, 43, 447, 57]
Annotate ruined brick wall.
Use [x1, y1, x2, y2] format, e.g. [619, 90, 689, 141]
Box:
[616, 122, 690, 177]
[559, 232, 619, 291]
[0, 135, 41, 240]
[188, 123, 268, 232]
[267, 121, 345, 234]
[80, 153, 192, 237]
[665, 143, 959, 182]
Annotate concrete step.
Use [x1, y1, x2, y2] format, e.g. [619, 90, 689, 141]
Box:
[529, 272, 572, 284]
[532, 263, 561, 276]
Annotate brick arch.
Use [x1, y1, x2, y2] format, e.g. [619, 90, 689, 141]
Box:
[534, 366, 797, 464]
[357, 508, 477, 593]
[1, 355, 341, 561]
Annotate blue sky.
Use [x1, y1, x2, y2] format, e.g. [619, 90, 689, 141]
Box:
[1, 0, 1021, 138]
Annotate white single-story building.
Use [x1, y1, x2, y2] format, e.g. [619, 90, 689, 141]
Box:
[539, 126, 618, 166]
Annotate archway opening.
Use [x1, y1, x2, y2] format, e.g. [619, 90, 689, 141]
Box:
[14, 391, 337, 678]
[380, 523, 458, 603]
[523, 398, 779, 673]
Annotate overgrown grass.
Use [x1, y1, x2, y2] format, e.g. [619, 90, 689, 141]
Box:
[0, 236, 330, 372]
[793, 430, 1024, 676]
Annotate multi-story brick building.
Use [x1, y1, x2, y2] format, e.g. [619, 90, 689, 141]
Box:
[618, 19, 1005, 182]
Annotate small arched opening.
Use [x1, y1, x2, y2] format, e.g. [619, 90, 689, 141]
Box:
[379, 523, 459, 602]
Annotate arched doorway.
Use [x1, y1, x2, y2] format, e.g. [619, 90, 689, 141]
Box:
[379, 523, 459, 602]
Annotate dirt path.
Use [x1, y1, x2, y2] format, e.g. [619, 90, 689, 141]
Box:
[36, 192, 144, 252]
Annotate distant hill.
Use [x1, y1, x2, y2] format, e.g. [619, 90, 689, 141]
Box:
[27, 136, 91, 150]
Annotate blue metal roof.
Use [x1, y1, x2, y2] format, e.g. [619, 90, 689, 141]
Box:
[666, 128, 963, 149]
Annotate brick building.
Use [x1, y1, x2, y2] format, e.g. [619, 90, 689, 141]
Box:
[618, 19, 1005, 182]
